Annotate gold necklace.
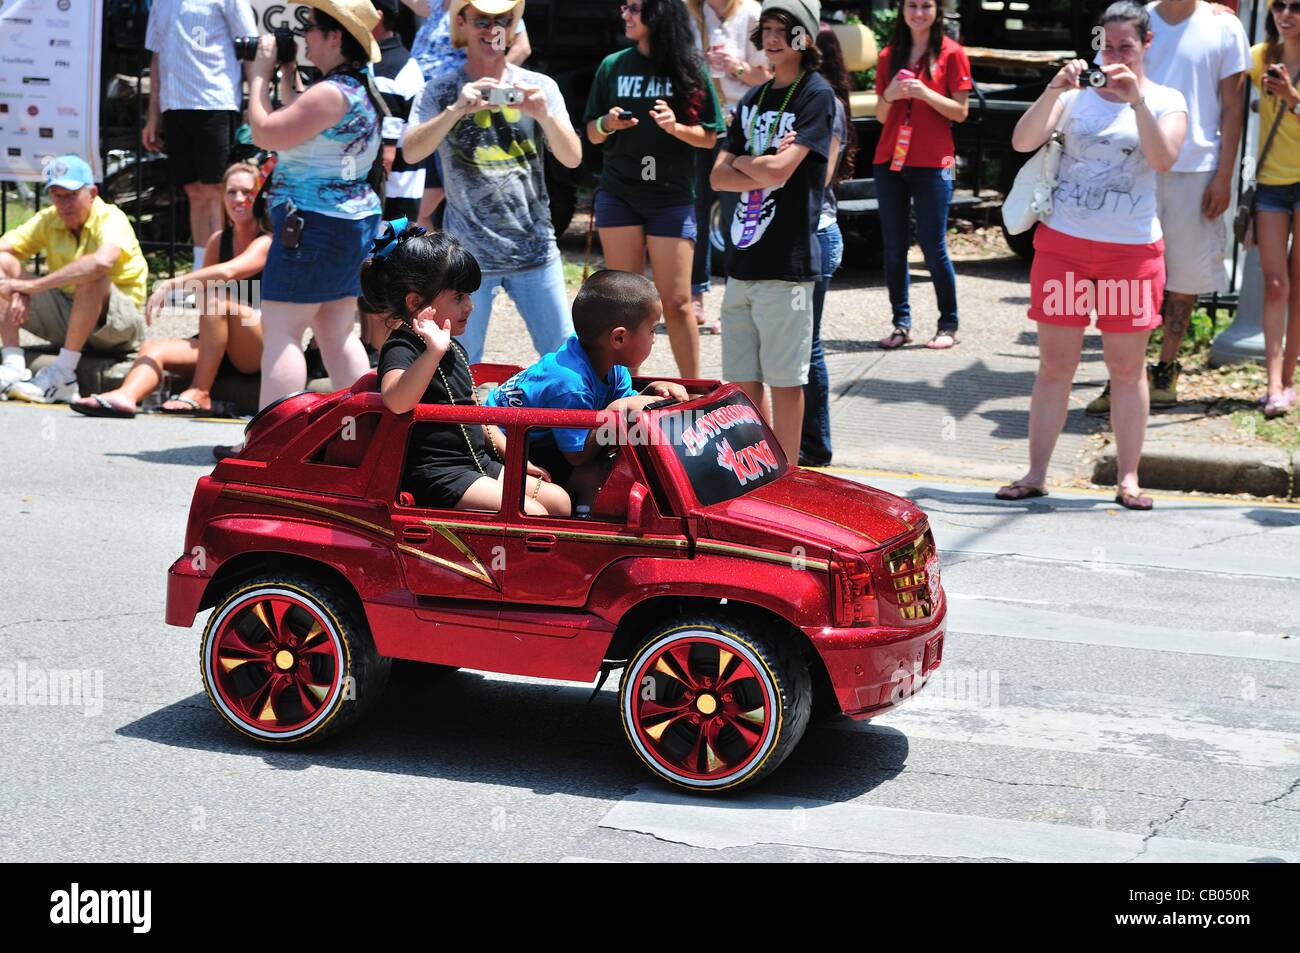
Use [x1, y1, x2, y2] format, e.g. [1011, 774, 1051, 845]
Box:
[434, 341, 499, 475]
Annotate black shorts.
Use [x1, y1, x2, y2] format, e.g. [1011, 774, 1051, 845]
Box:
[163, 109, 239, 186]
[406, 460, 503, 509]
[383, 196, 422, 222]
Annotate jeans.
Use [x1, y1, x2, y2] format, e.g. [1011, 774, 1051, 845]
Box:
[801, 223, 844, 465]
[874, 163, 959, 333]
[691, 144, 739, 296]
[461, 256, 574, 364]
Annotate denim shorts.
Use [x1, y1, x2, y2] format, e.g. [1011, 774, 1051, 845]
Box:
[262, 204, 381, 304]
[594, 188, 697, 240]
[1255, 181, 1300, 215]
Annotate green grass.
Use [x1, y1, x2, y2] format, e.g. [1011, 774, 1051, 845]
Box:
[1230, 411, 1300, 452]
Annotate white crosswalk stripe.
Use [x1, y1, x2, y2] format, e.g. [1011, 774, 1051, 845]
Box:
[598, 789, 1300, 863]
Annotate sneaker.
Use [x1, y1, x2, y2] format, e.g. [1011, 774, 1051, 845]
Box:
[0, 364, 31, 400]
[1085, 383, 1111, 417]
[8, 364, 79, 404]
[1148, 360, 1180, 408]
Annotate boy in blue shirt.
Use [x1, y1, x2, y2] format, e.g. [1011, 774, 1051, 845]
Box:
[486, 269, 688, 500]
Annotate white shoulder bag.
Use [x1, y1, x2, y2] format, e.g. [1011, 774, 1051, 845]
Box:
[1002, 90, 1081, 236]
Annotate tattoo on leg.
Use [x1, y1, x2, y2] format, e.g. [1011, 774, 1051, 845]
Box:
[1164, 298, 1193, 340]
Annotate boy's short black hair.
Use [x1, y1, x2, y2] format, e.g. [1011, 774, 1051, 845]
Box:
[572, 269, 660, 346]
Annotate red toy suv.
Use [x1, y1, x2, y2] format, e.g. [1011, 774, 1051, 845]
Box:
[166, 368, 945, 792]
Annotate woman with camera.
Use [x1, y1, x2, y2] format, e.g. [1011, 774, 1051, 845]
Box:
[1248, 1, 1300, 419]
[247, 0, 384, 413]
[585, 0, 726, 379]
[999, 1, 1186, 510]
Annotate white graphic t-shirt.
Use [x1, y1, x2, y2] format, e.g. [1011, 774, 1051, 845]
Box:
[1045, 86, 1188, 245]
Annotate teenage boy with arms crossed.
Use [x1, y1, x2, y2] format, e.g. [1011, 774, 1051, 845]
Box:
[710, 0, 834, 458]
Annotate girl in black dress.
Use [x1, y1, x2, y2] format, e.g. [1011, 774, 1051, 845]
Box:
[363, 225, 571, 515]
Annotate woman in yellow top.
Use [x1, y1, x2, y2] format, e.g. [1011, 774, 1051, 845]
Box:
[1249, 1, 1300, 418]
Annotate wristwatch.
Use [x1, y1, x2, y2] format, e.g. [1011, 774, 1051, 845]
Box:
[732, 63, 746, 80]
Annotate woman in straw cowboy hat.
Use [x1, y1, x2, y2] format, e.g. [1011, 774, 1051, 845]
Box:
[246, 0, 387, 419]
[403, 1, 582, 364]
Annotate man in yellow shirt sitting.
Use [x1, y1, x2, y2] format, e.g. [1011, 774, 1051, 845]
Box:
[0, 156, 149, 403]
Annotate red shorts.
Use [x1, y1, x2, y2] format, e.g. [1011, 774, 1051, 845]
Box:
[1028, 225, 1165, 333]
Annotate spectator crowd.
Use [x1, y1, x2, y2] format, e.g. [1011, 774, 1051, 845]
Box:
[0, 0, 1292, 512]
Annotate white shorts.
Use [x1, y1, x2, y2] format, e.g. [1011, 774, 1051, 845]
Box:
[1156, 170, 1229, 296]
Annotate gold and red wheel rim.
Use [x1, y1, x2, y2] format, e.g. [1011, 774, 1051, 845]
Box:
[622, 630, 780, 790]
[203, 586, 347, 740]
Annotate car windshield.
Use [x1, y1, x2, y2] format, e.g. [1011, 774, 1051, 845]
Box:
[651, 389, 789, 507]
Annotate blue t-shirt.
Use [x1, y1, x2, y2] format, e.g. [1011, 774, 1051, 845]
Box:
[486, 334, 636, 453]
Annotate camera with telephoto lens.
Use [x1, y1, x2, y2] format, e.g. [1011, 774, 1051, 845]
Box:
[482, 86, 524, 107]
[234, 29, 298, 64]
[1079, 68, 1108, 88]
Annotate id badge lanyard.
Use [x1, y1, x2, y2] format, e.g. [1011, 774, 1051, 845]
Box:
[891, 101, 913, 172]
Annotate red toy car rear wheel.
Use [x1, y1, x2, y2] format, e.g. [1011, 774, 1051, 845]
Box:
[200, 576, 388, 744]
[619, 619, 811, 792]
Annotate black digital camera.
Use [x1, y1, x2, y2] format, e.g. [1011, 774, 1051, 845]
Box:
[1079, 68, 1108, 89]
[234, 29, 298, 64]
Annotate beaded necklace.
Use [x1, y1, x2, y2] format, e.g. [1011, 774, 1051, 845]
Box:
[432, 339, 499, 476]
[745, 70, 805, 156]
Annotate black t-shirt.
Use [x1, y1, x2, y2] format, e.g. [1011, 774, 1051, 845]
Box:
[721, 71, 835, 282]
[378, 329, 491, 478]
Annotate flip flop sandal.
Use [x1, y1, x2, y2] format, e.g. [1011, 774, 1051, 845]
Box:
[926, 332, 960, 350]
[70, 394, 136, 419]
[696, 318, 722, 335]
[160, 394, 208, 416]
[995, 481, 1048, 501]
[878, 328, 912, 350]
[1114, 490, 1153, 511]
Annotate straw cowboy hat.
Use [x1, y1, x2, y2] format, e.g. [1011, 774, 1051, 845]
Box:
[301, 0, 383, 63]
[449, 0, 526, 50]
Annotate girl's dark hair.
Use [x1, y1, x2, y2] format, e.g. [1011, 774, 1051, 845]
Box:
[316, 11, 369, 65]
[1266, 1, 1285, 63]
[641, 0, 706, 114]
[885, 0, 945, 82]
[750, 11, 824, 71]
[1101, 1, 1152, 43]
[816, 22, 857, 185]
[359, 228, 482, 323]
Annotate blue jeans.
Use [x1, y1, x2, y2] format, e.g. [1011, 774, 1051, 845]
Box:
[691, 144, 739, 295]
[874, 163, 959, 333]
[461, 256, 574, 364]
[801, 223, 843, 465]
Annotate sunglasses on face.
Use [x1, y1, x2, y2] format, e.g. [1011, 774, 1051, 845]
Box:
[1274, 1, 1300, 14]
[468, 14, 514, 29]
[621, 3, 641, 16]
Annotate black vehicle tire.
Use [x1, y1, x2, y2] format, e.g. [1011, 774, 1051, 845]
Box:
[618, 615, 811, 793]
[1002, 220, 1037, 261]
[708, 200, 727, 276]
[200, 573, 390, 746]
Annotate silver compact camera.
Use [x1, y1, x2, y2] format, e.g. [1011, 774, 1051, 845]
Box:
[483, 86, 525, 107]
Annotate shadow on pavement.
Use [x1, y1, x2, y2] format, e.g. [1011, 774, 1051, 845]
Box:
[103, 446, 217, 467]
[117, 676, 901, 802]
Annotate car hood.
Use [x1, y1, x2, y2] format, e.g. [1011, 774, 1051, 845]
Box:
[701, 468, 923, 553]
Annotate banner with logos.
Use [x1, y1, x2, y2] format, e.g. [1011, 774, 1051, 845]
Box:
[0, 0, 104, 182]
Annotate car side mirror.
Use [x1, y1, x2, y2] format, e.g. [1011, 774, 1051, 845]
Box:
[627, 481, 649, 533]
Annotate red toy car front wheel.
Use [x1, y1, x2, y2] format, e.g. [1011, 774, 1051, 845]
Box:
[619, 618, 811, 792]
[200, 575, 389, 745]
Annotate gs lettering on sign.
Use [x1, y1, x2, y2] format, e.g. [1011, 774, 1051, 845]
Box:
[261, 3, 310, 33]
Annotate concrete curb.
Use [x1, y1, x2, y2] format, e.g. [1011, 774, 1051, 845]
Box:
[1092, 443, 1295, 499]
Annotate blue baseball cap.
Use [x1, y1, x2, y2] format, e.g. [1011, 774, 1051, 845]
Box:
[43, 155, 94, 191]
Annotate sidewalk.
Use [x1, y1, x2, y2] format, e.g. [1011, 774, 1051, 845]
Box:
[21, 223, 1297, 498]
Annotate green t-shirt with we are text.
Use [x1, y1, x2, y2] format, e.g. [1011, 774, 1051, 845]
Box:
[584, 47, 725, 209]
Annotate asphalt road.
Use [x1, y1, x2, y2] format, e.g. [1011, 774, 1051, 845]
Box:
[1, 402, 1298, 862]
